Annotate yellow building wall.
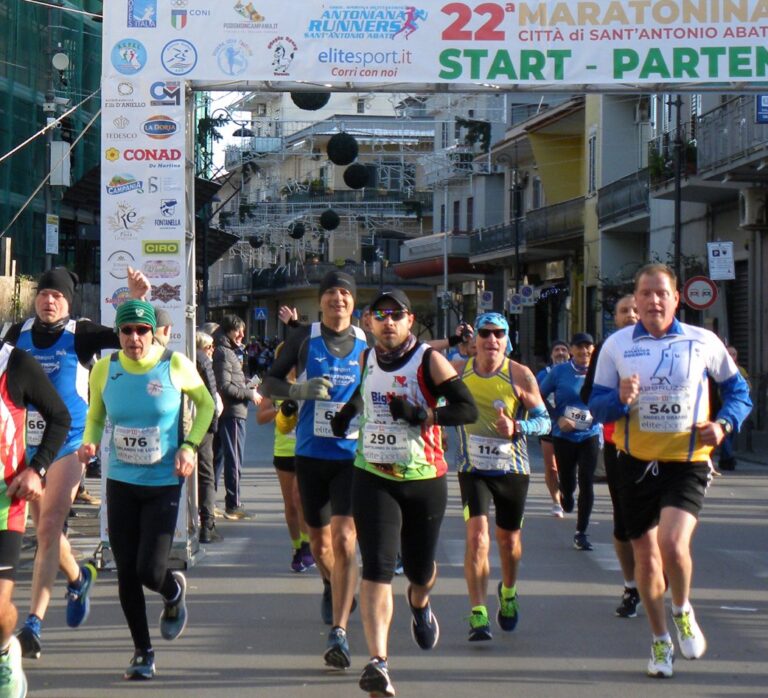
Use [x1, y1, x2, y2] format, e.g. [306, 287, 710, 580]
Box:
[529, 134, 584, 203]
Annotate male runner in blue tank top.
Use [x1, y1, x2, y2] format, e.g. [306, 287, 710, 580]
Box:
[5, 266, 149, 659]
[261, 271, 367, 670]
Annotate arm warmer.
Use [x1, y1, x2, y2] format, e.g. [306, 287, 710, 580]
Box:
[516, 404, 551, 437]
[432, 376, 478, 427]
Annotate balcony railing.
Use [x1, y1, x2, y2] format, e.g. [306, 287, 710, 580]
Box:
[251, 261, 401, 291]
[525, 197, 584, 245]
[470, 222, 526, 257]
[647, 124, 697, 185]
[697, 96, 768, 173]
[597, 169, 650, 226]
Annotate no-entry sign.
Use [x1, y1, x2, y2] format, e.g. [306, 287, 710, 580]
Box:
[683, 276, 718, 310]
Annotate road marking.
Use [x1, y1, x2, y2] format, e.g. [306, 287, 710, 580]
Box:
[720, 606, 759, 612]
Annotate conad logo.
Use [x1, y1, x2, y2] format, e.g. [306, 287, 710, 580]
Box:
[143, 240, 180, 255]
[124, 148, 182, 161]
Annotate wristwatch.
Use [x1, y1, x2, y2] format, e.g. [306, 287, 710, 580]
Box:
[181, 440, 199, 453]
[716, 418, 733, 436]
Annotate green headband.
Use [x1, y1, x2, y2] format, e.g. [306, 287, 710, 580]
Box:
[115, 299, 157, 332]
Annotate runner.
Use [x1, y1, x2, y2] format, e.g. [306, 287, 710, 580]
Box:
[454, 312, 550, 641]
[77, 301, 214, 680]
[260, 271, 366, 669]
[588, 263, 751, 678]
[0, 339, 70, 697]
[536, 340, 570, 517]
[329, 288, 477, 696]
[5, 266, 149, 659]
[539, 333, 601, 551]
[581, 294, 641, 618]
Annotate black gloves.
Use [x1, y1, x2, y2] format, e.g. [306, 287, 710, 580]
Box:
[388, 397, 427, 426]
[280, 400, 298, 417]
[330, 411, 352, 438]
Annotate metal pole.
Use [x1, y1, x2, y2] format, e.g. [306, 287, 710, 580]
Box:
[442, 186, 449, 338]
[672, 94, 683, 286]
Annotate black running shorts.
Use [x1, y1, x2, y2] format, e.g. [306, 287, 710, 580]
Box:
[616, 452, 711, 540]
[294, 455, 354, 528]
[457, 471, 530, 532]
[273, 455, 295, 473]
[0, 531, 24, 581]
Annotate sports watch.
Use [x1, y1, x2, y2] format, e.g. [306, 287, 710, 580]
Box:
[716, 418, 733, 436]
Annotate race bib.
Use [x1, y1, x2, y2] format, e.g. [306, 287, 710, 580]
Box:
[26, 410, 46, 447]
[113, 425, 162, 465]
[363, 423, 409, 464]
[468, 434, 514, 471]
[313, 400, 359, 440]
[563, 405, 593, 430]
[638, 390, 692, 432]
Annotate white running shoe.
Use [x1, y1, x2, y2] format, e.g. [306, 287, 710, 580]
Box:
[0, 635, 28, 697]
[551, 503, 564, 518]
[647, 639, 674, 678]
[672, 608, 707, 659]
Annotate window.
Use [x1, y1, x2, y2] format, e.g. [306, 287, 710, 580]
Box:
[466, 197, 474, 231]
[441, 122, 450, 149]
[440, 204, 446, 231]
[532, 177, 544, 209]
[255, 103, 267, 116]
[357, 98, 366, 114]
[453, 200, 460, 232]
[587, 133, 597, 195]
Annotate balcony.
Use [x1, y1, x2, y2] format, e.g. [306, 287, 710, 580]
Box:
[252, 261, 401, 292]
[224, 137, 283, 170]
[470, 222, 526, 258]
[598, 169, 650, 231]
[422, 146, 494, 186]
[525, 197, 584, 246]
[697, 96, 768, 179]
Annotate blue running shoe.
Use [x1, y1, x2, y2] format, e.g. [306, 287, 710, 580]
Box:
[359, 657, 395, 697]
[66, 563, 97, 628]
[159, 571, 188, 641]
[496, 582, 519, 632]
[323, 626, 351, 669]
[123, 650, 156, 681]
[16, 625, 41, 660]
[407, 585, 439, 650]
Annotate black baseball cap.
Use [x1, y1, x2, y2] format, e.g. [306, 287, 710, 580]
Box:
[570, 332, 595, 346]
[370, 288, 412, 312]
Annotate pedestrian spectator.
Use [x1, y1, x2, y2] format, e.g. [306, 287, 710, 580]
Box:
[536, 340, 571, 517]
[260, 271, 366, 669]
[581, 294, 642, 618]
[213, 314, 262, 520]
[445, 321, 476, 362]
[589, 262, 751, 678]
[330, 288, 478, 696]
[153, 308, 173, 347]
[0, 337, 70, 695]
[77, 300, 214, 680]
[454, 312, 550, 641]
[539, 332, 601, 551]
[6, 266, 149, 659]
[195, 331, 223, 543]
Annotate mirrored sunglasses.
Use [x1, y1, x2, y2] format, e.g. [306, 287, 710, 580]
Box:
[372, 309, 408, 322]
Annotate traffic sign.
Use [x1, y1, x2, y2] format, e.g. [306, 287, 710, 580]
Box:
[479, 290, 493, 310]
[253, 307, 268, 321]
[682, 276, 718, 310]
[519, 284, 535, 306]
[507, 291, 523, 315]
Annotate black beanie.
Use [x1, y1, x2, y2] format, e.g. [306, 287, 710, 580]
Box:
[318, 271, 356, 298]
[37, 268, 78, 307]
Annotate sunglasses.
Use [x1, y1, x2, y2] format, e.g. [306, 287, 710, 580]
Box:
[372, 309, 408, 322]
[120, 325, 152, 336]
[477, 328, 506, 339]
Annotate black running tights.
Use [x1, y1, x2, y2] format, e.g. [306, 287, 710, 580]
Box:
[553, 435, 600, 534]
[107, 479, 182, 652]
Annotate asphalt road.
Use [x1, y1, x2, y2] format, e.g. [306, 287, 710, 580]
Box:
[17, 420, 768, 698]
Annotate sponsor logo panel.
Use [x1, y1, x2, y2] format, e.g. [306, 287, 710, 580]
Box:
[150, 81, 181, 106]
[142, 259, 181, 279]
[143, 240, 181, 255]
[142, 115, 178, 139]
[268, 36, 297, 76]
[107, 201, 145, 238]
[214, 39, 252, 77]
[111, 39, 147, 75]
[127, 0, 157, 28]
[106, 174, 144, 195]
[107, 250, 136, 279]
[161, 39, 198, 76]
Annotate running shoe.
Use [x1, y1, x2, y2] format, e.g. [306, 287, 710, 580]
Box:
[321, 579, 333, 625]
[65, 563, 98, 628]
[359, 657, 395, 697]
[214, 506, 225, 519]
[573, 532, 593, 551]
[394, 554, 404, 576]
[159, 571, 188, 641]
[406, 585, 439, 650]
[291, 548, 306, 573]
[74, 488, 101, 506]
[300, 541, 316, 569]
[551, 503, 565, 518]
[496, 582, 520, 632]
[616, 587, 641, 618]
[15, 627, 41, 661]
[123, 650, 156, 681]
[468, 609, 492, 642]
[223, 506, 251, 520]
[199, 525, 222, 544]
[672, 608, 707, 659]
[0, 635, 27, 698]
[647, 639, 674, 678]
[323, 626, 351, 669]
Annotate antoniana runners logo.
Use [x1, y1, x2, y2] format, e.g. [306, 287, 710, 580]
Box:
[512, 0, 768, 26]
